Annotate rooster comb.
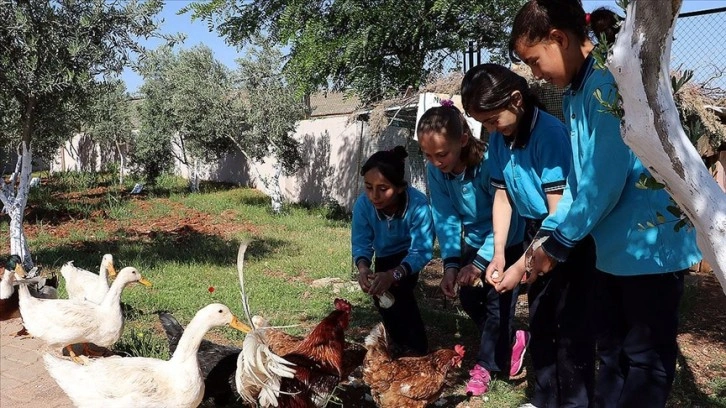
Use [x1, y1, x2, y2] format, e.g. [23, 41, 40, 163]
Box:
[454, 344, 465, 356]
[334, 298, 352, 312]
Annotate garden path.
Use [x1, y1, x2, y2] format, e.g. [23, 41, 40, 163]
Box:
[0, 318, 73, 408]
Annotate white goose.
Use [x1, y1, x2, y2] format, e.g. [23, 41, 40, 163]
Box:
[18, 266, 151, 357]
[44, 303, 251, 408]
[61, 254, 116, 303]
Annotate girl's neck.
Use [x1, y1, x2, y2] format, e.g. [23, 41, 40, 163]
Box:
[452, 162, 467, 175]
[581, 40, 595, 59]
[381, 192, 403, 216]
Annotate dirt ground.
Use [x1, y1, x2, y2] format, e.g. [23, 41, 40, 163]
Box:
[9, 184, 726, 407]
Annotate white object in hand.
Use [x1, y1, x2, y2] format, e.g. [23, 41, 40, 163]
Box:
[377, 291, 395, 308]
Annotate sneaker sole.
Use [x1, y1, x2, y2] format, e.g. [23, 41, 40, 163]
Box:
[510, 331, 530, 377]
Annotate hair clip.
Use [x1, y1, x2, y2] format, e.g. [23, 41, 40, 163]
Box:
[585, 13, 591, 25]
[440, 99, 455, 108]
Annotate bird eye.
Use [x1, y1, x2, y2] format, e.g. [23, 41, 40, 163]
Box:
[218, 309, 223, 313]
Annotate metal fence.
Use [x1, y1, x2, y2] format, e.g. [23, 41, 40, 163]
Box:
[671, 7, 726, 93]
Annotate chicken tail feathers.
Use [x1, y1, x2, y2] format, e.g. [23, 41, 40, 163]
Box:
[236, 330, 296, 407]
[158, 312, 184, 354]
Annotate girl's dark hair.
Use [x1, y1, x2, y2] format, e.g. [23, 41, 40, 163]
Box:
[509, 1, 623, 60]
[416, 105, 485, 168]
[590, 7, 622, 45]
[461, 64, 546, 139]
[360, 145, 409, 187]
[509, 0, 588, 61]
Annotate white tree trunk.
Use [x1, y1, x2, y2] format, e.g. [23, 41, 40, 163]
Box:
[115, 139, 125, 185]
[270, 162, 283, 214]
[608, 0, 726, 294]
[0, 142, 34, 268]
[189, 158, 201, 193]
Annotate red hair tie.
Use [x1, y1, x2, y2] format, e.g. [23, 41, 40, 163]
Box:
[585, 13, 591, 25]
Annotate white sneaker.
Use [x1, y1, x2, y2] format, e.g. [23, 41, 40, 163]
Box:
[518, 404, 539, 408]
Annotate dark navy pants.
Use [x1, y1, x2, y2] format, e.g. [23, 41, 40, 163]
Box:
[593, 269, 685, 408]
[527, 227, 597, 408]
[374, 251, 428, 356]
[459, 242, 523, 375]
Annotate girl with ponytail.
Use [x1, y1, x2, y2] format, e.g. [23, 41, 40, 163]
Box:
[417, 102, 526, 396]
[461, 63, 594, 408]
[509, 1, 701, 407]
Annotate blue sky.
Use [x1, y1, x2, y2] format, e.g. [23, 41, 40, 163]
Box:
[121, 0, 726, 93]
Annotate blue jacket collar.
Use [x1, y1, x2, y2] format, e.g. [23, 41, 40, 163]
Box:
[567, 54, 595, 93]
[444, 163, 478, 180]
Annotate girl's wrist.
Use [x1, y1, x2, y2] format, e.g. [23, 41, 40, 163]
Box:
[444, 267, 459, 275]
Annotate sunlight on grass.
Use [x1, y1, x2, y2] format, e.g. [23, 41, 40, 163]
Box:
[10, 171, 720, 407]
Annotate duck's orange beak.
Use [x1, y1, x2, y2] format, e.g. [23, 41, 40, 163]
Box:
[138, 277, 153, 287]
[107, 264, 117, 279]
[230, 315, 252, 333]
[14, 264, 26, 278]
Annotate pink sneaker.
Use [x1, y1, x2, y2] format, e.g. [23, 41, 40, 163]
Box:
[465, 364, 491, 396]
[510, 330, 530, 377]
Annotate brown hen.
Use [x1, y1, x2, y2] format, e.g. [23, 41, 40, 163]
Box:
[362, 323, 465, 408]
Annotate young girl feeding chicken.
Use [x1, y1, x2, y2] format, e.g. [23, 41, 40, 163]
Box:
[352, 145, 434, 357]
[416, 101, 527, 396]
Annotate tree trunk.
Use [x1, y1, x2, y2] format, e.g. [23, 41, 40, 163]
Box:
[608, 0, 726, 294]
[0, 143, 34, 268]
[270, 162, 283, 214]
[115, 139, 125, 185]
[189, 158, 200, 193]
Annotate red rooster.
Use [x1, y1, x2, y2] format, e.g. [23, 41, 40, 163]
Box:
[362, 323, 465, 408]
[237, 298, 364, 407]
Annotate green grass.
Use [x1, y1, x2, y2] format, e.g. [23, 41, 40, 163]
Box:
[2, 171, 721, 407]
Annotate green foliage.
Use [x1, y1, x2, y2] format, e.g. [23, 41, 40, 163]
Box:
[234, 37, 306, 175]
[115, 327, 169, 359]
[635, 173, 666, 190]
[183, 0, 526, 103]
[135, 45, 239, 184]
[84, 80, 135, 172]
[0, 0, 165, 162]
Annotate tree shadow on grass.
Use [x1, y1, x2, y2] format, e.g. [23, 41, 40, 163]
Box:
[237, 194, 270, 207]
[31, 229, 293, 271]
[669, 345, 725, 407]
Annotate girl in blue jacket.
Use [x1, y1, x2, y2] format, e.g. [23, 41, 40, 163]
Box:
[461, 63, 597, 408]
[352, 145, 433, 356]
[417, 102, 526, 396]
[510, 2, 702, 407]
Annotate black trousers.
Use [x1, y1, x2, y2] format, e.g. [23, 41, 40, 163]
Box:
[373, 251, 428, 356]
[459, 242, 524, 374]
[527, 227, 597, 408]
[593, 269, 685, 408]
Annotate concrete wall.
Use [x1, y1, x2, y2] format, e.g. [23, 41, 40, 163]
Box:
[173, 115, 424, 210]
[49, 134, 127, 174]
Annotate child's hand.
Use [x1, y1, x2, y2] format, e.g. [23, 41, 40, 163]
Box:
[458, 264, 484, 287]
[485, 254, 505, 285]
[526, 245, 557, 284]
[440, 267, 458, 298]
[369, 271, 395, 297]
[357, 267, 373, 293]
[494, 268, 524, 293]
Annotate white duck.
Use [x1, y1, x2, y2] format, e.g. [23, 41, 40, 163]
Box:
[61, 254, 116, 303]
[18, 266, 151, 357]
[44, 303, 252, 408]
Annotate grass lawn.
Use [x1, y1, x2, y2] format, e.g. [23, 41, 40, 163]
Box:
[2, 171, 724, 407]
